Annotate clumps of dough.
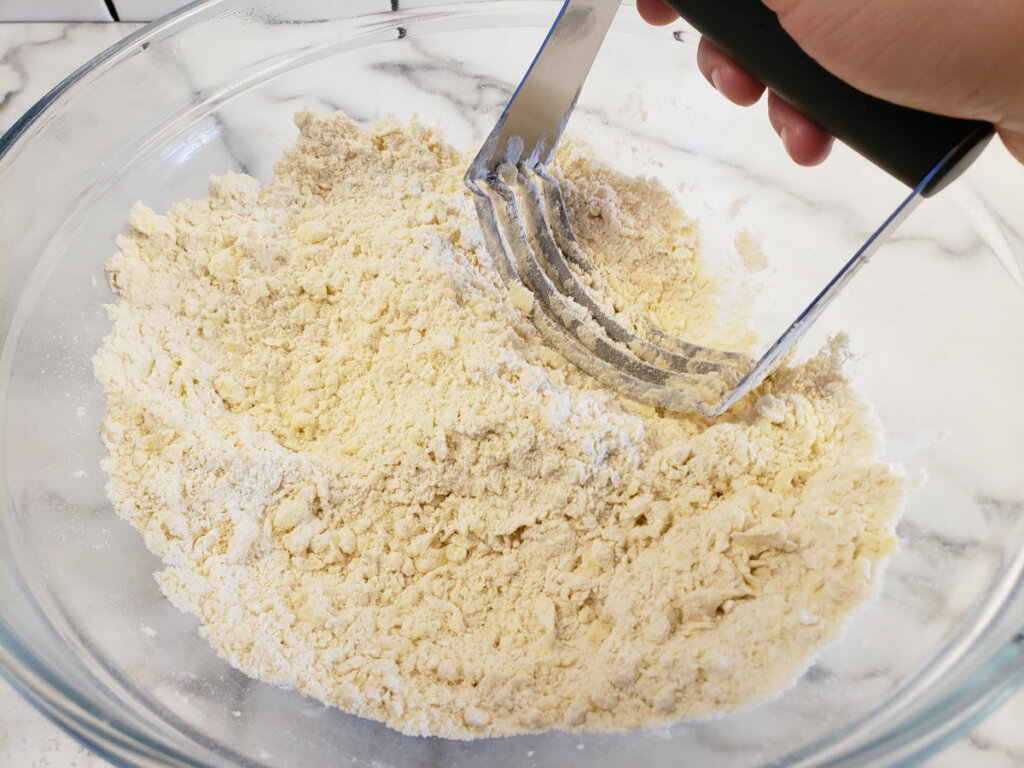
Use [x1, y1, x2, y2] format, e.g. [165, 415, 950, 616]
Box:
[95, 110, 903, 738]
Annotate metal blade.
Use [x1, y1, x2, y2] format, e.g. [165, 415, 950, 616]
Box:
[711, 187, 923, 416]
[466, 0, 620, 182]
[712, 126, 993, 416]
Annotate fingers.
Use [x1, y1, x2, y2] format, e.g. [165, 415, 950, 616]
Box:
[636, 0, 680, 26]
[767, 92, 835, 166]
[696, 40, 834, 165]
[696, 38, 766, 107]
[636, 5, 837, 167]
[998, 127, 1024, 166]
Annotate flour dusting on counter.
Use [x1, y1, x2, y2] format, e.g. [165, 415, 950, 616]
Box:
[94, 109, 903, 738]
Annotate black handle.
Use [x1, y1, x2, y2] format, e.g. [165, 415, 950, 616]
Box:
[664, 0, 994, 196]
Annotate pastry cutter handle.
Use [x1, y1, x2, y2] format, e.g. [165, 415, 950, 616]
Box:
[663, 0, 994, 196]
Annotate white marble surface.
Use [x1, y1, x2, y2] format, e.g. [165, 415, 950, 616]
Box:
[0, 1, 113, 23]
[1, 18, 1023, 768]
[108, 0, 189, 22]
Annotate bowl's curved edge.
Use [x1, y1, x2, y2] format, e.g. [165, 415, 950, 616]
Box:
[0, 0, 209, 161]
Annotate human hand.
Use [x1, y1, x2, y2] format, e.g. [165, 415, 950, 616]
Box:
[637, 0, 1024, 166]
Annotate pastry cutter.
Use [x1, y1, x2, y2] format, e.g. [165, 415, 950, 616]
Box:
[464, 0, 993, 417]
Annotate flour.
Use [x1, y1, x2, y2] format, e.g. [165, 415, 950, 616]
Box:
[94, 110, 903, 738]
[734, 228, 769, 272]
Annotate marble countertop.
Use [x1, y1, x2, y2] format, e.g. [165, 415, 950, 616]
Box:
[1, 19, 1023, 768]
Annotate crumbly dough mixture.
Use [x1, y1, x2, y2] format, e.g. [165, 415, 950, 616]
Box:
[95, 110, 903, 738]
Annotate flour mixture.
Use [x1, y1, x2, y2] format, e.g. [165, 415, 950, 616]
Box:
[94, 109, 903, 738]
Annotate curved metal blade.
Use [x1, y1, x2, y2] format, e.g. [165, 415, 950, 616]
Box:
[711, 188, 923, 416]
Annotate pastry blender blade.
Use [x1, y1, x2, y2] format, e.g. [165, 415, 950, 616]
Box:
[465, 0, 993, 417]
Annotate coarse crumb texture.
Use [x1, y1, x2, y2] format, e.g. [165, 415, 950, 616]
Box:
[94, 109, 903, 739]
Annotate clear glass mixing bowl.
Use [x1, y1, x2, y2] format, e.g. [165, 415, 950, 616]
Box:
[2, 2, 1023, 766]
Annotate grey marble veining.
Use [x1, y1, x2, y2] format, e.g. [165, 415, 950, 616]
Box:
[1, 18, 1023, 768]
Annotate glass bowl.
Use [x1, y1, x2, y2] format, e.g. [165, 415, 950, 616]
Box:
[2, 2, 1023, 766]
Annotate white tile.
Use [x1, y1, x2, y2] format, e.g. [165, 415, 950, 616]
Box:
[0, 0, 112, 22]
[109, 0, 189, 22]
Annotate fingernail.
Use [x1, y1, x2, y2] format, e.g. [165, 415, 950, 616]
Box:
[780, 125, 790, 152]
[710, 68, 724, 93]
